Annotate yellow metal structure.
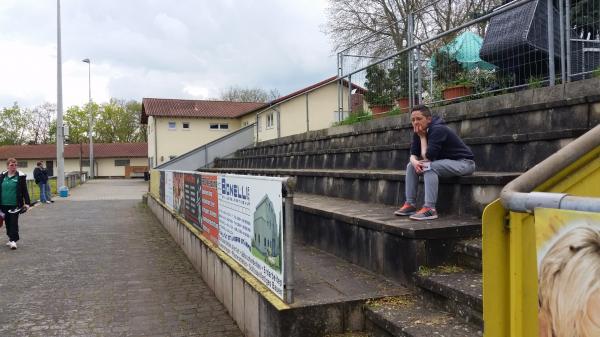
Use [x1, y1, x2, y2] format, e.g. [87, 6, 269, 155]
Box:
[150, 169, 160, 197]
[482, 145, 600, 337]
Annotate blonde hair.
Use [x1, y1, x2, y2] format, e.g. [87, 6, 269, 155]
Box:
[538, 225, 600, 337]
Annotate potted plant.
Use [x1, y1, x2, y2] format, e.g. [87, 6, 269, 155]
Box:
[432, 50, 473, 100]
[364, 65, 394, 115]
[388, 57, 411, 112]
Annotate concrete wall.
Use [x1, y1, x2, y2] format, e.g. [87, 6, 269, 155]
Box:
[146, 194, 268, 337]
[153, 117, 241, 166]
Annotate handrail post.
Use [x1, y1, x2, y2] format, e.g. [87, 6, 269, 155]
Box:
[283, 177, 296, 304]
[547, 0, 556, 85]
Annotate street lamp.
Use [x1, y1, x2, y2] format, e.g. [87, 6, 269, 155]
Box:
[82, 58, 94, 179]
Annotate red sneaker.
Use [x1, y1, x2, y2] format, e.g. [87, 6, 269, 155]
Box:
[394, 202, 417, 216]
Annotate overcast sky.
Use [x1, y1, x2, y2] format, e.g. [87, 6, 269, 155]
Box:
[0, 0, 334, 109]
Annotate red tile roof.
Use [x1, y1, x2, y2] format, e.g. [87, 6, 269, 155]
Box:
[0, 143, 148, 160]
[141, 98, 266, 124]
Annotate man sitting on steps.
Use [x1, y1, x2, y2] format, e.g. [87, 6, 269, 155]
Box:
[394, 105, 475, 220]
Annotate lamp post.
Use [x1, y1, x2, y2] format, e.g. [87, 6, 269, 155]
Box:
[82, 58, 94, 179]
[56, 0, 65, 191]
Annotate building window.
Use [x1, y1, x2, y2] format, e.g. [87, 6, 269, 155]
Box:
[169, 155, 177, 160]
[115, 159, 130, 167]
[168, 121, 176, 130]
[209, 123, 229, 130]
[81, 159, 90, 167]
[17, 161, 27, 168]
[242, 121, 249, 127]
[182, 122, 190, 130]
[266, 113, 274, 129]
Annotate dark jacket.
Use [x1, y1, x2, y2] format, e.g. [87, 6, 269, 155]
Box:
[410, 116, 474, 161]
[0, 170, 31, 208]
[33, 166, 49, 184]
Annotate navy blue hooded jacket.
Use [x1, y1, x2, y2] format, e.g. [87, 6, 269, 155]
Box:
[410, 116, 474, 161]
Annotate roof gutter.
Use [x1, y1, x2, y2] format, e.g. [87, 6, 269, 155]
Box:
[500, 124, 600, 213]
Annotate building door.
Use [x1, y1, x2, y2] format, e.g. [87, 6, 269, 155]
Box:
[46, 161, 54, 177]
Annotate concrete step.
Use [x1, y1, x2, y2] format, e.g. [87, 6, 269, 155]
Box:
[291, 193, 481, 284]
[453, 238, 482, 271]
[413, 268, 483, 327]
[202, 168, 519, 217]
[364, 295, 482, 337]
[223, 128, 587, 172]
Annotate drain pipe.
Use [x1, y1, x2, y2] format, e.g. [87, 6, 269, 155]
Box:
[283, 177, 297, 304]
[500, 124, 600, 213]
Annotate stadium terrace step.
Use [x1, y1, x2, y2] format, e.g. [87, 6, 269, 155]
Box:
[219, 128, 588, 172]
[290, 193, 481, 284]
[453, 238, 482, 271]
[364, 295, 482, 337]
[202, 168, 520, 217]
[413, 268, 483, 327]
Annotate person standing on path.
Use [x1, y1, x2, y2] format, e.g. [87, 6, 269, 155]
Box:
[33, 161, 53, 204]
[394, 105, 476, 220]
[0, 158, 31, 249]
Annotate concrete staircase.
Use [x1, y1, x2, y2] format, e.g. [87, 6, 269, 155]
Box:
[203, 78, 600, 336]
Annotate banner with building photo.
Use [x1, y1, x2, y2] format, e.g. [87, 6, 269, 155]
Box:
[164, 171, 174, 209]
[184, 173, 201, 228]
[159, 171, 165, 203]
[217, 174, 286, 299]
[201, 174, 219, 244]
[173, 172, 185, 215]
[535, 208, 600, 337]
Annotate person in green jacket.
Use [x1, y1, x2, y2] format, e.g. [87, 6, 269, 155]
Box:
[0, 158, 31, 250]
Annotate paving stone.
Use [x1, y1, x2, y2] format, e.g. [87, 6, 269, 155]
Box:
[0, 179, 242, 337]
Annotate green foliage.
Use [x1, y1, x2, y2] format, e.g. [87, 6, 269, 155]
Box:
[94, 99, 146, 143]
[0, 103, 29, 145]
[364, 65, 394, 106]
[593, 67, 600, 78]
[333, 110, 372, 126]
[571, 0, 599, 37]
[388, 56, 410, 98]
[431, 50, 467, 87]
[64, 103, 98, 144]
[528, 76, 544, 89]
[387, 106, 402, 116]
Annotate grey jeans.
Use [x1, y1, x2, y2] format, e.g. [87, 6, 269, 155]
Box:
[405, 159, 476, 209]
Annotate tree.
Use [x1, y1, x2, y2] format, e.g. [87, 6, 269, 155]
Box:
[64, 103, 98, 144]
[28, 103, 56, 144]
[0, 103, 29, 145]
[324, 0, 503, 60]
[219, 87, 280, 102]
[94, 99, 146, 143]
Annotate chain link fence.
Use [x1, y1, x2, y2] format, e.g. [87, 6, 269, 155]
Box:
[337, 0, 600, 117]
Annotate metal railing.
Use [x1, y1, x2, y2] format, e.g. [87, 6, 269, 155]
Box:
[155, 123, 256, 171]
[337, 0, 600, 116]
[26, 171, 87, 201]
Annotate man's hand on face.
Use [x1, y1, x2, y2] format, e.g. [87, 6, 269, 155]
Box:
[414, 123, 427, 137]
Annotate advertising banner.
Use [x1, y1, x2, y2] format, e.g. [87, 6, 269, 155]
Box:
[159, 171, 165, 203]
[184, 174, 201, 228]
[173, 172, 185, 215]
[164, 171, 173, 209]
[535, 208, 600, 337]
[217, 174, 285, 299]
[201, 174, 219, 244]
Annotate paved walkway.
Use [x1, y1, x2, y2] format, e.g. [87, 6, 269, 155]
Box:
[0, 179, 242, 337]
